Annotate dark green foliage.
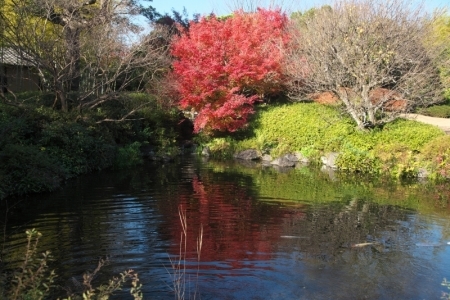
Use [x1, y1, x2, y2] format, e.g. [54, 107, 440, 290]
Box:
[0, 144, 65, 198]
[113, 142, 144, 169]
[336, 140, 380, 174]
[0, 92, 186, 199]
[326, 118, 443, 176]
[417, 104, 450, 118]
[0, 104, 117, 199]
[39, 121, 116, 176]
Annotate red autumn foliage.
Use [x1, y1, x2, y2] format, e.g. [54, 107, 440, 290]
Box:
[170, 8, 291, 133]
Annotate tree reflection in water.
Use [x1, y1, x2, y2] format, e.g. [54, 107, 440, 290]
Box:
[2, 157, 450, 299]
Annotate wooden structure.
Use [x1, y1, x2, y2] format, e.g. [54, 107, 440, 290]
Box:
[0, 47, 40, 93]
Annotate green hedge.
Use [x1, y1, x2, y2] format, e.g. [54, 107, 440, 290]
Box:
[417, 105, 450, 118]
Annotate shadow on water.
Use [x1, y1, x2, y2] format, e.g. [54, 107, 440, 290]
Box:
[2, 156, 450, 299]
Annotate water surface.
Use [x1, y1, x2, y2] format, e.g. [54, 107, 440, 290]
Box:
[2, 157, 450, 299]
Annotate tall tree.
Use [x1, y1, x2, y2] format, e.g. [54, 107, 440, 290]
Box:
[285, 0, 444, 130]
[171, 8, 291, 134]
[1, 0, 170, 114]
[427, 13, 450, 100]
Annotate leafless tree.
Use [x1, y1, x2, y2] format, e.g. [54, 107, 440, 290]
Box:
[285, 0, 445, 130]
[223, 0, 298, 13]
[1, 0, 172, 115]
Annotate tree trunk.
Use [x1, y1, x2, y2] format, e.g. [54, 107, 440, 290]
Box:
[362, 85, 375, 125]
[339, 92, 366, 130]
[65, 26, 81, 93]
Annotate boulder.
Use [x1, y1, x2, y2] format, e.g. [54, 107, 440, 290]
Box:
[321, 152, 339, 169]
[284, 153, 299, 162]
[262, 154, 273, 161]
[234, 149, 261, 160]
[202, 146, 211, 156]
[294, 152, 310, 164]
[271, 155, 296, 167]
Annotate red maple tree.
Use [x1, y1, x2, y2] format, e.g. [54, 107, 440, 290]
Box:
[171, 8, 291, 133]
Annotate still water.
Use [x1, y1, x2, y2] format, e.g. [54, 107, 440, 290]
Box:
[2, 156, 450, 299]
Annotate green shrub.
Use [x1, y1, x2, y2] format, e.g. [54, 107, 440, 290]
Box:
[374, 143, 417, 178]
[39, 121, 115, 176]
[205, 138, 237, 159]
[234, 103, 355, 157]
[375, 119, 444, 151]
[0, 144, 65, 198]
[113, 142, 143, 169]
[0, 91, 188, 199]
[420, 135, 450, 179]
[3, 91, 55, 107]
[417, 104, 450, 118]
[219, 102, 446, 177]
[336, 141, 380, 174]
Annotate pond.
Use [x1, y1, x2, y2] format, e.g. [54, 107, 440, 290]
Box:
[2, 156, 450, 299]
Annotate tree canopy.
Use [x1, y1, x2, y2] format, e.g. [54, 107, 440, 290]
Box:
[286, 0, 444, 130]
[1, 0, 171, 115]
[171, 8, 291, 134]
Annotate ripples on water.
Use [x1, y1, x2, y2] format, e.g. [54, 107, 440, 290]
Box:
[2, 157, 450, 299]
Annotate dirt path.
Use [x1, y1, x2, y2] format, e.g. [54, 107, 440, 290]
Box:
[402, 114, 450, 134]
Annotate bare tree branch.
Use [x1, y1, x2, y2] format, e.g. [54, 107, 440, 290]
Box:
[285, 0, 445, 130]
[2, 0, 172, 117]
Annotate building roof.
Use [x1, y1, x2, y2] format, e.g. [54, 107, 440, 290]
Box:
[0, 47, 36, 67]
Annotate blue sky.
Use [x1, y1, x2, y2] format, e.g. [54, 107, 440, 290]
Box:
[150, 0, 449, 17]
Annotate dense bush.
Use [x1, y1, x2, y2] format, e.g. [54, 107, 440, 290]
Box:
[0, 104, 117, 198]
[0, 144, 65, 198]
[420, 135, 450, 179]
[39, 119, 116, 176]
[0, 92, 186, 199]
[372, 143, 416, 177]
[417, 104, 450, 118]
[375, 119, 444, 151]
[234, 103, 356, 158]
[113, 142, 144, 169]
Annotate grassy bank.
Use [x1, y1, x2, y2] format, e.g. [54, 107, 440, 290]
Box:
[201, 102, 450, 179]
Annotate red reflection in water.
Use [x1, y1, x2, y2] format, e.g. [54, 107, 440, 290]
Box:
[164, 175, 305, 267]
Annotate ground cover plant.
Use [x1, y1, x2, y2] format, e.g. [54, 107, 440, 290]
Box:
[204, 102, 446, 178]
